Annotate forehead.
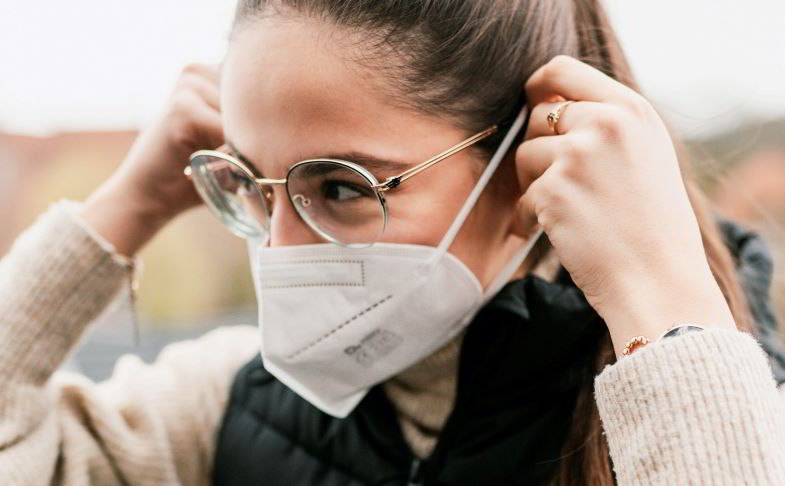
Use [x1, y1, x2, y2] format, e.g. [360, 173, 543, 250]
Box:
[223, 16, 374, 132]
[219, 14, 467, 176]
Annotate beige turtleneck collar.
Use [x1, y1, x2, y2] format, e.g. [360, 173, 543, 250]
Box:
[382, 245, 562, 458]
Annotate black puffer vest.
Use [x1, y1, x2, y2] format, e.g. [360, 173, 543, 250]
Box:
[212, 220, 785, 485]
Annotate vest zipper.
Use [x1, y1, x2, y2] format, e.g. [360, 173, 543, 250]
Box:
[407, 458, 424, 486]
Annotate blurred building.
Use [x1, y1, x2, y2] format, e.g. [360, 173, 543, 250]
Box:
[0, 131, 256, 327]
[0, 131, 135, 246]
[1, 121, 783, 333]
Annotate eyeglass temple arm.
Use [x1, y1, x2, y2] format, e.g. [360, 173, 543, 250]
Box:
[185, 129, 499, 188]
[374, 125, 498, 191]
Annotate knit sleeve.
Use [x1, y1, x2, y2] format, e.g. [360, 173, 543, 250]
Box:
[0, 200, 260, 485]
[594, 328, 785, 485]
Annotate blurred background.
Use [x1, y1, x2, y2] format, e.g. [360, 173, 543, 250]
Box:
[1, 1, 783, 377]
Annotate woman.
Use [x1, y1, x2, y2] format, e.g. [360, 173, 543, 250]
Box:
[2, 0, 785, 484]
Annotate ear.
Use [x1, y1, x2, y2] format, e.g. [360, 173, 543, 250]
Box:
[487, 150, 537, 240]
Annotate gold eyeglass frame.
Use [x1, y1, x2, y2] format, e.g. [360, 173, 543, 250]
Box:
[184, 124, 498, 246]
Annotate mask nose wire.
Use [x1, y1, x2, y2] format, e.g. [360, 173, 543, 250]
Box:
[427, 105, 530, 265]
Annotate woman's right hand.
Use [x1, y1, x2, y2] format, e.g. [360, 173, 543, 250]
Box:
[79, 64, 224, 257]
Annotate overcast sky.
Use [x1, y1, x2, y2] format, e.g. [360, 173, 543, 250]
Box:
[1, 1, 784, 137]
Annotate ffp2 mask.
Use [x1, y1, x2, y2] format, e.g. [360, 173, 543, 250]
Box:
[248, 106, 540, 417]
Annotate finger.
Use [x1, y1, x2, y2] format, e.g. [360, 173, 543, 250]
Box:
[190, 100, 225, 153]
[181, 73, 221, 111]
[515, 134, 565, 191]
[525, 55, 635, 107]
[183, 63, 221, 83]
[513, 192, 539, 238]
[524, 100, 616, 140]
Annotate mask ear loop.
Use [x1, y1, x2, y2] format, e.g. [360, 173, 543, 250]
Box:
[452, 226, 544, 328]
[429, 105, 530, 265]
[480, 226, 544, 302]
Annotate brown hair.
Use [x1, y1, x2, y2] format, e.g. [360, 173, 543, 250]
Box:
[232, 1, 755, 483]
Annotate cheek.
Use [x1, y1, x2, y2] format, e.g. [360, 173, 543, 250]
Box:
[380, 193, 445, 246]
[380, 167, 479, 246]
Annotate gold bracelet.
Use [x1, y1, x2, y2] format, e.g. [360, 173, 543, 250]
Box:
[621, 335, 650, 356]
[621, 325, 707, 357]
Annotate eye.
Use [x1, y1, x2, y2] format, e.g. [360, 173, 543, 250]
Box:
[235, 175, 255, 195]
[210, 162, 254, 194]
[323, 180, 373, 201]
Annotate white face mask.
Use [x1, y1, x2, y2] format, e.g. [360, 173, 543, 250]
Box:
[247, 106, 540, 417]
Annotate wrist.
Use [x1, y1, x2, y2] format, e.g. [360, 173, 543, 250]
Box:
[79, 180, 171, 257]
[600, 271, 736, 358]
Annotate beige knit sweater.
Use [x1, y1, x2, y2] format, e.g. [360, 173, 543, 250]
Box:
[2, 200, 785, 485]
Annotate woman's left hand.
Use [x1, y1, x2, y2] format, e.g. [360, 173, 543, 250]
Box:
[514, 55, 736, 356]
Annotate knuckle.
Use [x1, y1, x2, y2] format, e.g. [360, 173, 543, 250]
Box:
[540, 61, 561, 84]
[538, 56, 570, 85]
[561, 136, 586, 162]
[524, 177, 543, 205]
[170, 92, 194, 114]
[621, 95, 653, 120]
[529, 195, 548, 226]
[168, 93, 203, 126]
[517, 194, 536, 223]
[556, 156, 585, 185]
[164, 110, 193, 146]
[545, 166, 570, 203]
[529, 194, 553, 230]
[527, 56, 572, 92]
[525, 179, 560, 231]
[176, 74, 198, 92]
[176, 67, 200, 87]
[593, 112, 626, 143]
[170, 126, 192, 148]
[550, 55, 574, 69]
[178, 64, 216, 89]
[181, 63, 204, 76]
[532, 169, 562, 206]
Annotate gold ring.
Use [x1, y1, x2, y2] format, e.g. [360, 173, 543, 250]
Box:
[546, 100, 575, 135]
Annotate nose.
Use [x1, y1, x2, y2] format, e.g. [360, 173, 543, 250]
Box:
[268, 186, 323, 247]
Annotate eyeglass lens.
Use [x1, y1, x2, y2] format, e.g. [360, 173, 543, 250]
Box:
[189, 155, 386, 245]
[286, 160, 386, 246]
[190, 153, 271, 238]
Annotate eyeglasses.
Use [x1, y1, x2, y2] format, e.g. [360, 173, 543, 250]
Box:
[184, 125, 498, 247]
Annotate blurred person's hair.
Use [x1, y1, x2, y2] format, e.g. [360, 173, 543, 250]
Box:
[231, 1, 758, 483]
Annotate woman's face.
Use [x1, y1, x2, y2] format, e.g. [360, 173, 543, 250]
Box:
[220, 14, 528, 287]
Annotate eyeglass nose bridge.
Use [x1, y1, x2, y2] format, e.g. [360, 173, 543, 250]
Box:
[251, 177, 287, 214]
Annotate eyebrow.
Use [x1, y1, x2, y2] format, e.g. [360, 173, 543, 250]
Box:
[226, 141, 413, 177]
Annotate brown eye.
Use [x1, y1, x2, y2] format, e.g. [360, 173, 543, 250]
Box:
[322, 180, 373, 201]
[286, 160, 386, 246]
